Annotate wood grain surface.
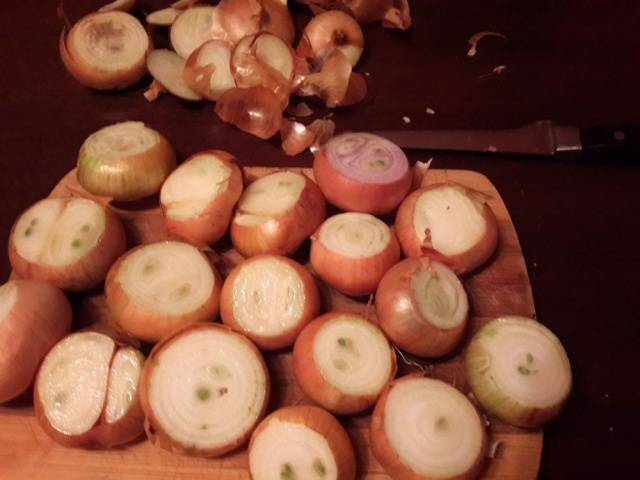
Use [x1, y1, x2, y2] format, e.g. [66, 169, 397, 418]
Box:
[0, 167, 541, 479]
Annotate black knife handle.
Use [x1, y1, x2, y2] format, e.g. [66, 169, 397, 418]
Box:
[580, 126, 640, 161]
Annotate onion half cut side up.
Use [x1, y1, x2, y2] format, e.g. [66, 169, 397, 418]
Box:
[105, 241, 221, 343]
[60, 11, 150, 90]
[160, 150, 243, 246]
[0, 280, 71, 403]
[34, 332, 145, 447]
[465, 316, 572, 428]
[370, 375, 487, 480]
[313, 132, 411, 214]
[293, 312, 397, 414]
[231, 171, 326, 257]
[146, 49, 203, 101]
[395, 182, 499, 274]
[8, 197, 126, 291]
[77, 121, 177, 201]
[170, 6, 228, 59]
[183, 40, 236, 101]
[249, 405, 356, 480]
[221, 255, 320, 350]
[376, 258, 468, 358]
[310, 212, 400, 296]
[140, 324, 270, 457]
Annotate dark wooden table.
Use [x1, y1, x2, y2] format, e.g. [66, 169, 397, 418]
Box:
[1, 1, 639, 478]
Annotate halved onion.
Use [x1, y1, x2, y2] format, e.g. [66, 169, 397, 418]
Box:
[146, 49, 203, 101]
[370, 375, 487, 480]
[465, 316, 572, 428]
[60, 11, 150, 90]
[8, 197, 126, 291]
[249, 405, 356, 480]
[140, 323, 270, 457]
[170, 6, 228, 58]
[313, 132, 411, 214]
[160, 150, 243, 246]
[293, 312, 397, 414]
[376, 258, 469, 358]
[395, 183, 499, 274]
[310, 212, 400, 296]
[105, 241, 221, 343]
[0, 280, 71, 403]
[218, 0, 295, 46]
[183, 40, 236, 101]
[221, 254, 320, 350]
[231, 171, 326, 257]
[34, 331, 145, 447]
[214, 86, 283, 139]
[77, 121, 176, 201]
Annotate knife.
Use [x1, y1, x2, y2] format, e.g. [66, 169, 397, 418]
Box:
[374, 121, 639, 160]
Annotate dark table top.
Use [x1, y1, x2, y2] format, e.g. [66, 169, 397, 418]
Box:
[1, 0, 640, 478]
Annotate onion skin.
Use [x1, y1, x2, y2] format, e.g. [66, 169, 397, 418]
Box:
[395, 183, 499, 275]
[292, 312, 397, 414]
[231, 174, 326, 258]
[375, 258, 468, 357]
[370, 374, 488, 480]
[215, 86, 283, 139]
[139, 323, 271, 457]
[220, 255, 320, 350]
[0, 281, 72, 403]
[8, 199, 127, 292]
[183, 40, 236, 101]
[249, 405, 356, 480]
[219, 0, 295, 45]
[161, 151, 243, 247]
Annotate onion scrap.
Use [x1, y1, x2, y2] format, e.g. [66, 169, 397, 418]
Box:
[298, 0, 412, 30]
[215, 86, 283, 139]
[467, 31, 508, 57]
[280, 118, 335, 156]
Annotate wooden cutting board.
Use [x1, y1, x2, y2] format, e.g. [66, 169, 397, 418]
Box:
[0, 167, 542, 479]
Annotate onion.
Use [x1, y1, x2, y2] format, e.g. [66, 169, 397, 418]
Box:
[160, 150, 243, 246]
[183, 40, 236, 101]
[98, 0, 136, 13]
[370, 375, 487, 480]
[105, 241, 221, 343]
[146, 8, 181, 27]
[292, 312, 397, 414]
[299, 0, 412, 30]
[465, 316, 572, 428]
[395, 183, 499, 274]
[313, 132, 411, 214]
[249, 405, 356, 480]
[0, 280, 71, 403]
[139, 323, 270, 457]
[146, 49, 203, 102]
[170, 6, 228, 59]
[214, 86, 283, 139]
[295, 50, 354, 108]
[381, 0, 412, 30]
[59, 11, 150, 90]
[34, 331, 145, 447]
[220, 254, 320, 350]
[280, 118, 335, 156]
[8, 197, 126, 292]
[310, 212, 400, 296]
[77, 121, 177, 201]
[376, 258, 469, 358]
[218, 0, 295, 46]
[231, 171, 326, 257]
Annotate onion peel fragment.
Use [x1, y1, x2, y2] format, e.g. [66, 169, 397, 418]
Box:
[215, 86, 283, 139]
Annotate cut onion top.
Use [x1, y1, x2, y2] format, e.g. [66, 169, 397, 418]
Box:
[77, 121, 176, 201]
[146, 7, 181, 26]
[170, 6, 228, 59]
[235, 171, 304, 223]
[371, 376, 487, 480]
[147, 49, 203, 101]
[298, 9, 364, 66]
[183, 39, 236, 101]
[105, 347, 145, 424]
[465, 316, 572, 428]
[318, 212, 390, 258]
[215, 86, 283, 139]
[141, 324, 270, 456]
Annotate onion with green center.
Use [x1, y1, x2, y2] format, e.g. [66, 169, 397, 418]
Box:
[8, 197, 126, 291]
[140, 324, 270, 457]
[293, 312, 397, 414]
[60, 11, 150, 90]
[77, 121, 176, 201]
[249, 405, 356, 480]
[465, 315, 572, 428]
[310, 212, 400, 296]
[105, 241, 221, 343]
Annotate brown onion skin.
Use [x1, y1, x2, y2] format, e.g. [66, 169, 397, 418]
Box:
[182, 40, 235, 101]
[395, 183, 499, 275]
[0, 281, 72, 403]
[370, 374, 488, 480]
[249, 405, 357, 480]
[292, 312, 397, 415]
[215, 86, 283, 139]
[231, 174, 326, 258]
[219, 0, 295, 45]
[8, 199, 127, 292]
[310, 225, 401, 297]
[375, 258, 467, 357]
[139, 323, 271, 457]
[297, 10, 364, 65]
[220, 255, 320, 350]
[104, 245, 221, 343]
[313, 143, 412, 215]
[161, 151, 243, 247]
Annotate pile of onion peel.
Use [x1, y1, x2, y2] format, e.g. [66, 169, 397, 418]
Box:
[280, 118, 336, 155]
